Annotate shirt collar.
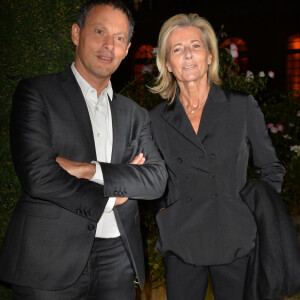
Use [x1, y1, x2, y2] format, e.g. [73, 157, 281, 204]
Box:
[71, 62, 113, 101]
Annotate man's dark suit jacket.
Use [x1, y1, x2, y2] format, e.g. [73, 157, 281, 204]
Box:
[0, 66, 167, 290]
[149, 84, 285, 266]
[241, 180, 300, 300]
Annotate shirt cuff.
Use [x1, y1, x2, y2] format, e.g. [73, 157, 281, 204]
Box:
[104, 197, 116, 212]
[90, 161, 104, 185]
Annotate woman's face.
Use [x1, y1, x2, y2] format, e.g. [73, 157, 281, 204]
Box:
[166, 26, 212, 85]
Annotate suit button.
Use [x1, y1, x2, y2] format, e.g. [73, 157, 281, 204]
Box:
[186, 197, 192, 203]
[209, 153, 216, 159]
[199, 152, 205, 158]
[177, 157, 182, 163]
[83, 210, 90, 217]
[210, 174, 215, 179]
[88, 224, 95, 231]
[184, 176, 190, 183]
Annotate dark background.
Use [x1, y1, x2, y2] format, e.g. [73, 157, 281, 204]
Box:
[113, 0, 299, 92]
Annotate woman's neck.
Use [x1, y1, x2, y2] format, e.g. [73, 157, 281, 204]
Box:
[178, 80, 210, 110]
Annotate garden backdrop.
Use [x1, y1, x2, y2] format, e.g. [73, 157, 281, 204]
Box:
[0, 1, 299, 299]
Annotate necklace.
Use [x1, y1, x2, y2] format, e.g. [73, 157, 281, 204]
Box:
[189, 103, 205, 114]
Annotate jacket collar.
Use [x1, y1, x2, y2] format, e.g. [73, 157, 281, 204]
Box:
[58, 66, 97, 160]
[161, 84, 228, 151]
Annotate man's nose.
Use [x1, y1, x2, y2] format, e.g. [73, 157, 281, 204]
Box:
[103, 35, 114, 50]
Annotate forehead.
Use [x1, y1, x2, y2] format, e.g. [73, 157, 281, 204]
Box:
[168, 26, 205, 45]
[85, 4, 130, 33]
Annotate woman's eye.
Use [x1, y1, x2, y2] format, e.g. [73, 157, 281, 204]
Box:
[173, 47, 182, 53]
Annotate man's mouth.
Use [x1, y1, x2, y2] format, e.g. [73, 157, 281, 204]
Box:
[97, 55, 114, 62]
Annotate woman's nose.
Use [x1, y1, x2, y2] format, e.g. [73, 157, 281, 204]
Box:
[184, 47, 192, 59]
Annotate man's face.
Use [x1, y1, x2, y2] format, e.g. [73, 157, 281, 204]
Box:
[72, 5, 131, 84]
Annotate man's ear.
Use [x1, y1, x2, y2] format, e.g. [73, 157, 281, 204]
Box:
[71, 23, 80, 46]
[123, 42, 131, 59]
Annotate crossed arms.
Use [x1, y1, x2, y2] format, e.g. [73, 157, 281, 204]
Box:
[10, 78, 168, 222]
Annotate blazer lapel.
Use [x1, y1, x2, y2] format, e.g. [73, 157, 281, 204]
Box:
[161, 96, 204, 152]
[110, 94, 127, 163]
[197, 85, 228, 142]
[59, 67, 97, 160]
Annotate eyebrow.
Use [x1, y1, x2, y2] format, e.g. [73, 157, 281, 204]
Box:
[92, 24, 128, 37]
[171, 39, 202, 47]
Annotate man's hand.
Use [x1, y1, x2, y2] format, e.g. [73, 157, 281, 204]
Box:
[114, 153, 146, 206]
[56, 157, 96, 180]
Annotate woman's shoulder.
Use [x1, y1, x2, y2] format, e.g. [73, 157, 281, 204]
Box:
[221, 87, 250, 101]
[149, 100, 168, 118]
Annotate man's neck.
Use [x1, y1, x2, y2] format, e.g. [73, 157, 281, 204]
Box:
[74, 63, 110, 97]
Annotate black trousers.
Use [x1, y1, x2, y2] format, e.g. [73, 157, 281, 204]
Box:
[12, 237, 136, 300]
[165, 254, 249, 300]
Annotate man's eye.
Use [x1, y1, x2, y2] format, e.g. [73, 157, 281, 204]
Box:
[116, 36, 124, 42]
[96, 29, 103, 34]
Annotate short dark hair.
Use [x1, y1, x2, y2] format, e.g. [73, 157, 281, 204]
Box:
[76, 0, 134, 42]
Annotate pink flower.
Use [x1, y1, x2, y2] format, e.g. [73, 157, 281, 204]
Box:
[151, 47, 158, 55]
[267, 123, 274, 129]
[246, 70, 254, 78]
[230, 43, 239, 59]
[276, 124, 284, 132]
[270, 127, 278, 133]
[142, 64, 153, 74]
[268, 71, 275, 78]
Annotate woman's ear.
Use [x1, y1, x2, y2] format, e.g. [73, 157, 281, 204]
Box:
[208, 52, 213, 66]
[166, 61, 172, 73]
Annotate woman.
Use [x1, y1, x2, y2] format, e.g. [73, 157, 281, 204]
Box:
[149, 14, 285, 300]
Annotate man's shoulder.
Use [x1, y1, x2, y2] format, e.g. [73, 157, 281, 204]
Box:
[113, 93, 147, 113]
[18, 67, 71, 89]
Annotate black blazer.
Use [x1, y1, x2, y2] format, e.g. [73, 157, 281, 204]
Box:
[241, 180, 300, 300]
[149, 85, 284, 266]
[0, 66, 167, 290]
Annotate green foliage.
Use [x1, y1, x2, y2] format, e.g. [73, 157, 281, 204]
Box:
[0, 1, 85, 298]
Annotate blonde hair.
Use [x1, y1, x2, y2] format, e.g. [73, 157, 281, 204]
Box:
[149, 14, 221, 103]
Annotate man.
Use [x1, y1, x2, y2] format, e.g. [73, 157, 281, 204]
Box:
[0, 1, 167, 299]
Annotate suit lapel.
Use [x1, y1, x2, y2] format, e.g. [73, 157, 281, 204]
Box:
[161, 96, 204, 152]
[197, 85, 228, 142]
[59, 67, 97, 160]
[110, 94, 127, 163]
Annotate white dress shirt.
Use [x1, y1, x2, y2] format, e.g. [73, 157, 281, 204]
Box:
[71, 63, 120, 238]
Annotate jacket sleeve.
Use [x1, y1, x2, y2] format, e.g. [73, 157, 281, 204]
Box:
[246, 95, 285, 193]
[100, 110, 168, 200]
[10, 79, 107, 222]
